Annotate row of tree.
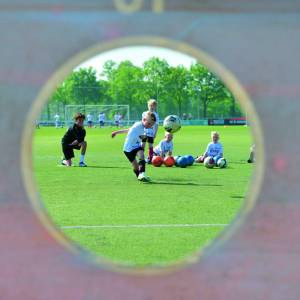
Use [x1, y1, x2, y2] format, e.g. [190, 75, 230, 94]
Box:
[47, 57, 243, 120]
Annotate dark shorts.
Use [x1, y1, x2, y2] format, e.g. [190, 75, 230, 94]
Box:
[124, 147, 143, 162]
[99, 121, 104, 126]
[88, 121, 93, 125]
[62, 144, 81, 160]
[141, 136, 154, 144]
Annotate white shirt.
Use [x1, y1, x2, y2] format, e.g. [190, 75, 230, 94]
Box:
[123, 121, 146, 152]
[204, 142, 223, 157]
[98, 113, 105, 121]
[114, 114, 122, 121]
[154, 140, 173, 156]
[87, 114, 93, 121]
[142, 111, 159, 137]
[54, 114, 60, 121]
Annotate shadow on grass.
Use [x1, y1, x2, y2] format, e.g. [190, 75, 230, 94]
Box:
[229, 160, 252, 165]
[148, 180, 222, 187]
[230, 195, 244, 199]
[73, 165, 129, 169]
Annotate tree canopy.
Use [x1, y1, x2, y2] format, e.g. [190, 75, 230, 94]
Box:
[47, 57, 243, 120]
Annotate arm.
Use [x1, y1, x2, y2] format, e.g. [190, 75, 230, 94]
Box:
[203, 143, 210, 157]
[167, 142, 173, 156]
[111, 128, 129, 138]
[219, 144, 223, 157]
[69, 140, 79, 146]
[153, 123, 159, 139]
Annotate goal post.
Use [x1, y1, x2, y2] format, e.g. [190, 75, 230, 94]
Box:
[64, 104, 130, 127]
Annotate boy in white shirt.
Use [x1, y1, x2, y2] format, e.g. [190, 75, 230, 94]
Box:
[195, 131, 224, 165]
[86, 113, 93, 128]
[54, 113, 60, 128]
[153, 132, 173, 158]
[111, 111, 156, 182]
[98, 112, 105, 127]
[114, 112, 122, 127]
[141, 99, 159, 163]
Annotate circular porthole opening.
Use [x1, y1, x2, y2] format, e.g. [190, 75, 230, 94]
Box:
[24, 37, 263, 271]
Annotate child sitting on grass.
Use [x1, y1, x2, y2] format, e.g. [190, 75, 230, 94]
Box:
[195, 131, 223, 166]
[153, 132, 173, 158]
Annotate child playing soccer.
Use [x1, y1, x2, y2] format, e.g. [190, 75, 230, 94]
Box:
[195, 131, 224, 165]
[111, 111, 156, 182]
[61, 112, 87, 167]
[153, 132, 173, 158]
[141, 99, 159, 163]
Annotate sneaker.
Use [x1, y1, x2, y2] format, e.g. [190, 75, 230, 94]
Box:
[79, 162, 87, 167]
[137, 172, 151, 182]
[61, 159, 69, 166]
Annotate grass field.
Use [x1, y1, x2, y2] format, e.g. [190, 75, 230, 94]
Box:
[33, 125, 254, 267]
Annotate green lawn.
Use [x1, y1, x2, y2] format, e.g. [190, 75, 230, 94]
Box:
[33, 125, 254, 267]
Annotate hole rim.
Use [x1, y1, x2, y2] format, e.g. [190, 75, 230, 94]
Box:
[21, 35, 265, 275]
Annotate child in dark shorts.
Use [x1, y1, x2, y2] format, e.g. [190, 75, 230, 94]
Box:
[111, 111, 156, 182]
[61, 112, 87, 167]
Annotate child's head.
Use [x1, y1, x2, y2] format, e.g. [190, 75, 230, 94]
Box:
[147, 99, 157, 112]
[142, 111, 156, 128]
[211, 131, 220, 143]
[74, 112, 85, 127]
[164, 131, 173, 142]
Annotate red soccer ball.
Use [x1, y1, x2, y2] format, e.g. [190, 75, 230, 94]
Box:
[152, 156, 163, 167]
[164, 156, 176, 167]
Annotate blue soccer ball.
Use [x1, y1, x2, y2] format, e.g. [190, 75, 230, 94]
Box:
[177, 156, 188, 168]
[185, 155, 195, 166]
[174, 156, 181, 167]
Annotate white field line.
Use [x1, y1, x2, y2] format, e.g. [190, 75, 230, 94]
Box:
[61, 224, 228, 229]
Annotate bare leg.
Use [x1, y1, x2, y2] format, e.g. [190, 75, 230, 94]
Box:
[137, 149, 146, 174]
[148, 142, 154, 162]
[195, 155, 205, 163]
[131, 160, 139, 177]
[79, 141, 87, 155]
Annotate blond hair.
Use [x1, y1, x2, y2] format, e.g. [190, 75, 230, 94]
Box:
[143, 111, 156, 124]
[211, 131, 220, 138]
[148, 99, 157, 107]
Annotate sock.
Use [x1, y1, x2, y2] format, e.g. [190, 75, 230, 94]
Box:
[133, 169, 139, 177]
[138, 159, 146, 173]
[148, 147, 154, 160]
[80, 154, 85, 163]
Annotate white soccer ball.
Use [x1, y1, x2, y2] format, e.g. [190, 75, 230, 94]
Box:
[217, 158, 227, 168]
[204, 156, 215, 168]
[163, 115, 181, 133]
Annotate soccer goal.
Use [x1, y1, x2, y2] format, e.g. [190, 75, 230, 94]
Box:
[64, 104, 130, 127]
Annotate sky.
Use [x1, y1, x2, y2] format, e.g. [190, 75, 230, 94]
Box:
[75, 46, 197, 78]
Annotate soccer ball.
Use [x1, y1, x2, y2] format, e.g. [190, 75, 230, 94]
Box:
[174, 156, 181, 166]
[164, 156, 175, 167]
[152, 156, 163, 167]
[217, 158, 227, 168]
[184, 155, 195, 166]
[204, 156, 215, 168]
[163, 115, 181, 133]
[177, 156, 189, 168]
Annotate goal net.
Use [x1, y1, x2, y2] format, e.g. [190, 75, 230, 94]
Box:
[64, 105, 130, 127]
